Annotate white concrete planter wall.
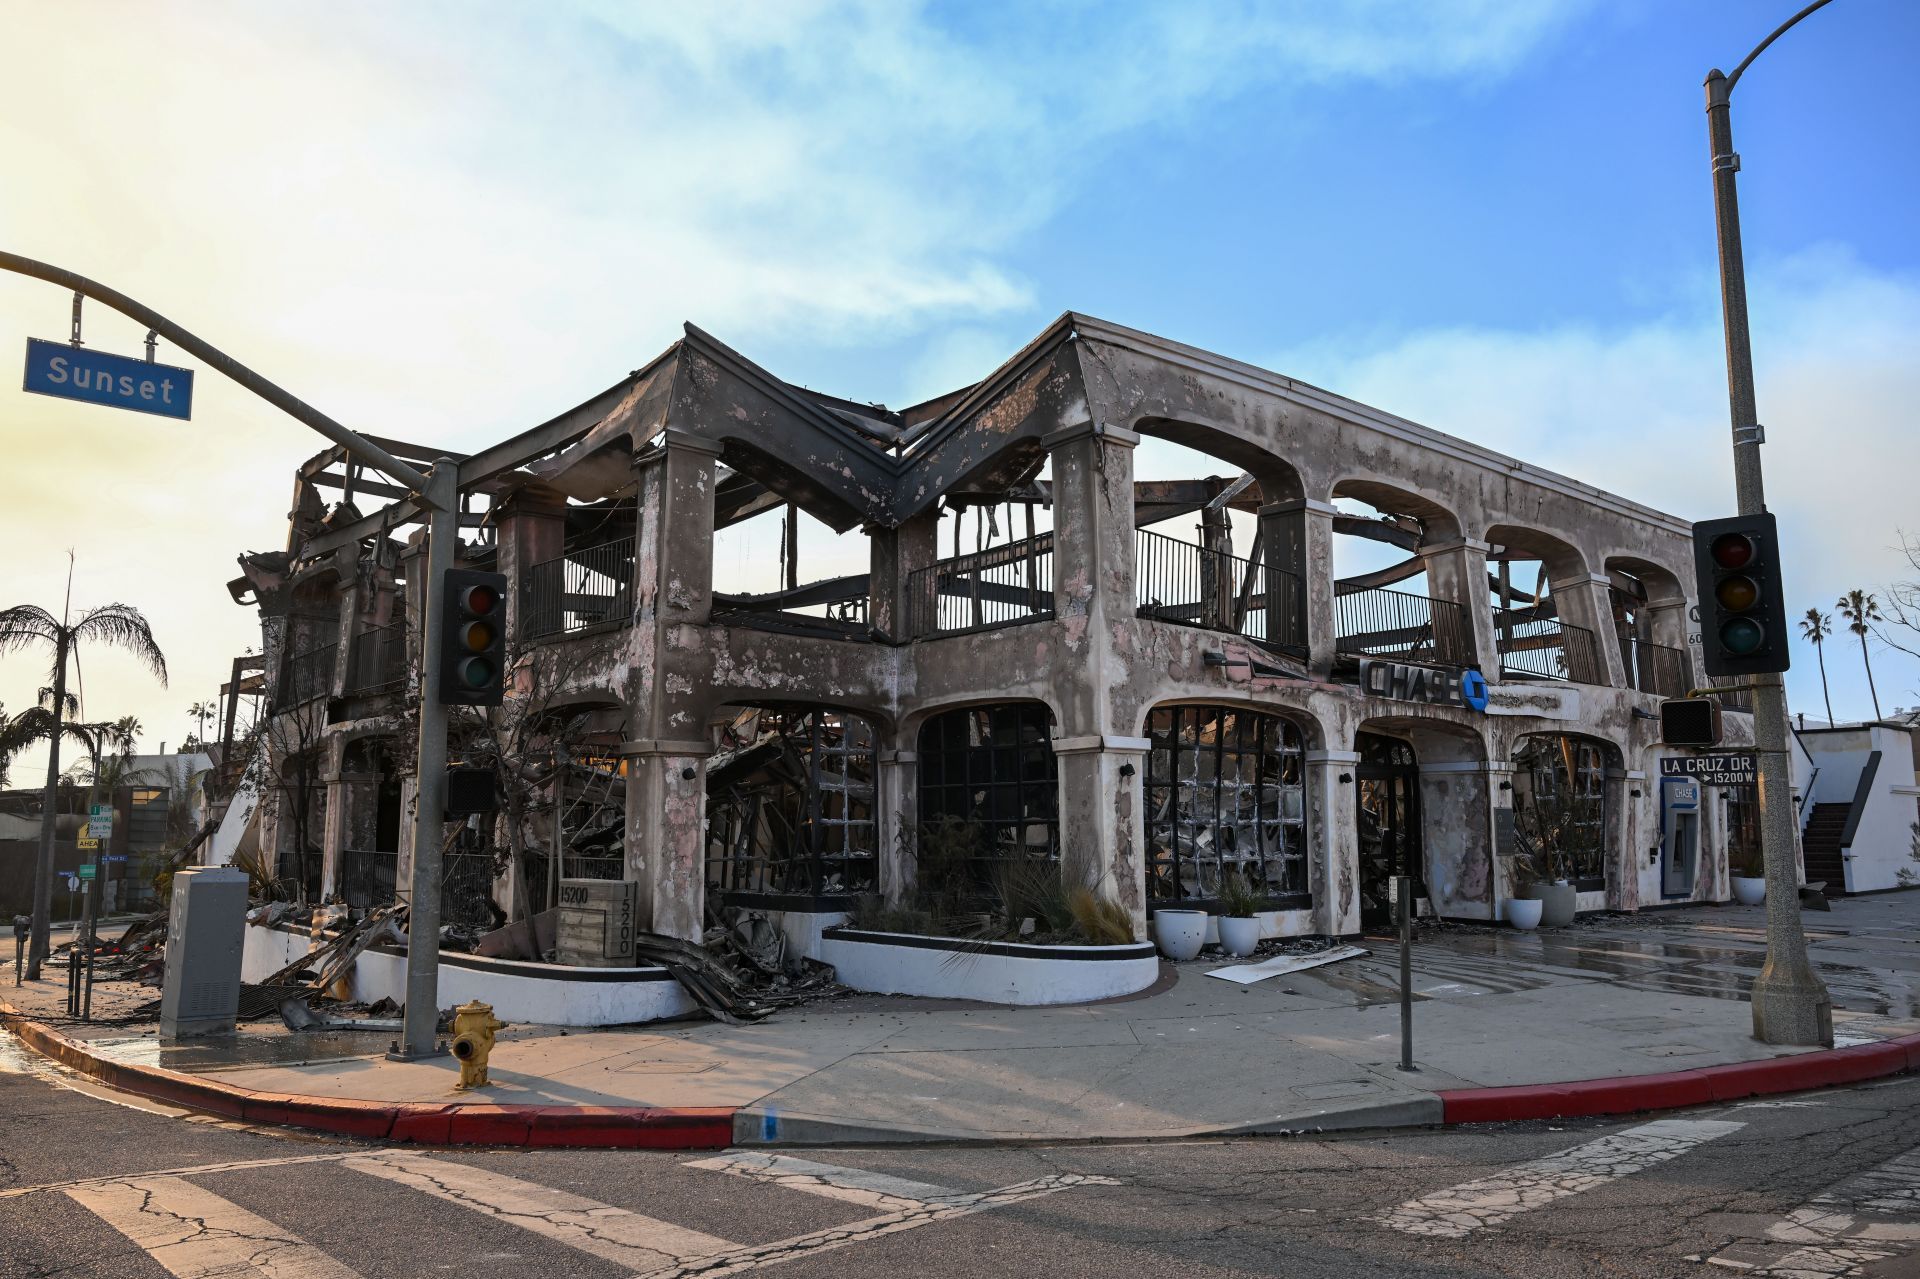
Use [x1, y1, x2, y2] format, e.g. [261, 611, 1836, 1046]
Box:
[242, 921, 696, 1027]
[818, 927, 1158, 1005]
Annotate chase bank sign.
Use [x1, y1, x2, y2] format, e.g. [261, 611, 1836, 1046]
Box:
[1359, 659, 1489, 713]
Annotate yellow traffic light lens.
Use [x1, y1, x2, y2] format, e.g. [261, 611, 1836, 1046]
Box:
[460, 584, 499, 614]
[1710, 533, 1755, 570]
[1715, 575, 1759, 612]
[461, 620, 495, 652]
[1720, 617, 1765, 655]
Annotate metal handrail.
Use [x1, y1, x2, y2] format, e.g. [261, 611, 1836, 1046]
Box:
[277, 643, 337, 708]
[523, 537, 636, 639]
[345, 621, 408, 694]
[1135, 529, 1304, 651]
[906, 536, 1053, 638]
[1624, 637, 1689, 699]
[1338, 586, 1472, 666]
[1493, 605, 1603, 684]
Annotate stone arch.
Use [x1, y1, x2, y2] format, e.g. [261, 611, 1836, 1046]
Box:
[1485, 524, 1614, 686]
[1605, 554, 1694, 696]
[1330, 477, 1466, 546]
[1133, 414, 1306, 506]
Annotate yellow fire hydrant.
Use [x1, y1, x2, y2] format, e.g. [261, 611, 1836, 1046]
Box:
[450, 1000, 506, 1090]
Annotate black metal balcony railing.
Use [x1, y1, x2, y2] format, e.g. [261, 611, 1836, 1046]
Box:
[277, 643, 337, 708]
[345, 622, 408, 695]
[907, 536, 1054, 638]
[339, 848, 398, 910]
[1625, 637, 1690, 699]
[1493, 606, 1604, 684]
[1134, 529, 1305, 653]
[524, 537, 636, 640]
[1338, 587, 1473, 667]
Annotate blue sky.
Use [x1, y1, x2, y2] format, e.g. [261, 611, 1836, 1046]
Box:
[0, 0, 1915, 762]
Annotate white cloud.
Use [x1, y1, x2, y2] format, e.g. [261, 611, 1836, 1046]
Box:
[1268, 246, 1920, 717]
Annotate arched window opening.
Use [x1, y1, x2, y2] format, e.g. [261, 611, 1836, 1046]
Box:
[705, 707, 878, 902]
[1511, 734, 1613, 891]
[915, 704, 1058, 888]
[1145, 705, 1310, 907]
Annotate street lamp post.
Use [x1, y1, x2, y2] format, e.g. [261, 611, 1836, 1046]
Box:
[1703, 1, 1836, 1047]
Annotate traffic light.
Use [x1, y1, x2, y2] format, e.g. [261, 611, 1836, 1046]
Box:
[438, 568, 507, 705]
[1692, 513, 1790, 678]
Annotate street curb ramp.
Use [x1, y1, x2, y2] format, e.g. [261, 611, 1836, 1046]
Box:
[0, 998, 734, 1149]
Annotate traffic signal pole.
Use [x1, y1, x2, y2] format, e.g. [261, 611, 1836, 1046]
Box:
[396, 461, 459, 1059]
[0, 251, 459, 1051]
[1704, 3, 1834, 1047]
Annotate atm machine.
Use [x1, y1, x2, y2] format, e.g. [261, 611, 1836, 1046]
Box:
[1660, 776, 1702, 899]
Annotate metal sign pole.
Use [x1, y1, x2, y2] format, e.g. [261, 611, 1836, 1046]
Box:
[1396, 875, 1416, 1072]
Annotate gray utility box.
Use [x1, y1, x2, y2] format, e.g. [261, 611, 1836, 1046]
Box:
[556, 878, 638, 967]
[160, 867, 251, 1039]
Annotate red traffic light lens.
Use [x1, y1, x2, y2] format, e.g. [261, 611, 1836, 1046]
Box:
[1709, 533, 1755, 570]
[1720, 617, 1765, 656]
[457, 656, 495, 688]
[1714, 575, 1760, 612]
[459, 584, 499, 615]
[460, 620, 495, 652]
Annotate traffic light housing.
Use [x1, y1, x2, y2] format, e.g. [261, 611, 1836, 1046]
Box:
[1692, 513, 1790, 678]
[438, 568, 507, 705]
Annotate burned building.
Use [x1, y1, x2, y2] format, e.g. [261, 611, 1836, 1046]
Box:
[223, 313, 1774, 996]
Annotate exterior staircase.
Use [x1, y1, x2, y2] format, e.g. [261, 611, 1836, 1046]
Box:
[1801, 802, 1851, 894]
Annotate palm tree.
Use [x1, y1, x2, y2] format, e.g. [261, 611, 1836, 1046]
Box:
[188, 700, 216, 749]
[1836, 590, 1885, 720]
[0, 594, 166, 978]
[111, 714, 142, 756]
[1798, 608, 1835, 726]
[0, 708, 102, 789]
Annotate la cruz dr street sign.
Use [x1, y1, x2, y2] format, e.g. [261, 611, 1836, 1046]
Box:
[23, 337, 193, 420]
[1661, 751, 1758, 786]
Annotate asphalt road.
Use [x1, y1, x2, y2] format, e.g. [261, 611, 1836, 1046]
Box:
[4, 1031, 1918, 1279]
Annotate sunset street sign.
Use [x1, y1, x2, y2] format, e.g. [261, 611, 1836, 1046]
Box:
[23, 337, 193, 420]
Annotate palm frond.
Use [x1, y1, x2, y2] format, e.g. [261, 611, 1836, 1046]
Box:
[72, 603, 169, 685]
[0, 605, 62, 684]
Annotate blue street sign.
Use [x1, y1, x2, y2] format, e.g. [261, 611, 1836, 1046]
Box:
[22, 337, 193, 420]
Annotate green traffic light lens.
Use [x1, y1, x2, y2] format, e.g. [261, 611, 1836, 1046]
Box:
[459, 656, 495, 688]
[1720, 617, 1765, 656]
[1715, 574, 1760, 612]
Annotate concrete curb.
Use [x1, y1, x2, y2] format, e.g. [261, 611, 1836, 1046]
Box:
[0, 1000, 734, 1149]
[7, 997, 1918, 1147]
[1438, 1033, 1920, 1125]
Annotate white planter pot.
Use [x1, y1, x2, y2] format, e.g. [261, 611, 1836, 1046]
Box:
[1153, 909, 1207, 961]
[1506, 897, 1544, 930]
[1731, 876, 1766, 906]
[1217, 916, 1261, 957]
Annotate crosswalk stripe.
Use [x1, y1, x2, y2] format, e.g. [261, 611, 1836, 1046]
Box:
[1369, 1118, 1746, 1239]
[1705, 1147, 1920, 1275]
[342, 1152, 733, 1269]
[636, 1172, 1123, 1279]
[683, 1152, 960, 1211]
[66, 1175, 362, 1279]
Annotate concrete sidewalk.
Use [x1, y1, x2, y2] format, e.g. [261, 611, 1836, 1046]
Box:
[7, 894, 1919, 1145]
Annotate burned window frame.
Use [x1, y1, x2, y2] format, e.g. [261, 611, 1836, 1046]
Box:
[1512, 733, 1612, 892]
[706, 707, 879, 905]
[1145, 704, 1311, 909]
[915, 703, 1059, 883]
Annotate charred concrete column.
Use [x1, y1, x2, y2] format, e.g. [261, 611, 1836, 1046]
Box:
[620, 739, 711, 940]
[620, 429, 721, 942]
[1046, 421, 1145, 924]
[1605, 766, 1636, 912]
[1487, 759, 1517, 914]
[877, 746, 918, 904]
[494, 480, 570, 644]
[1305, 749, 1360, 936]
[320, 772, 350, 902]
[868, 510, 939, 641]
[1261, 498, 1337, 677]
[1052, 736, 1149, 938]
[1420, 537, 1498, 676]
[1553, 572, 1630, 688]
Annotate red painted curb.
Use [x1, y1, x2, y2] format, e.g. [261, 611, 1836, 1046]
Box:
[1439, 1032, 1920, 1125]
[1, 1000, 733, 1150]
